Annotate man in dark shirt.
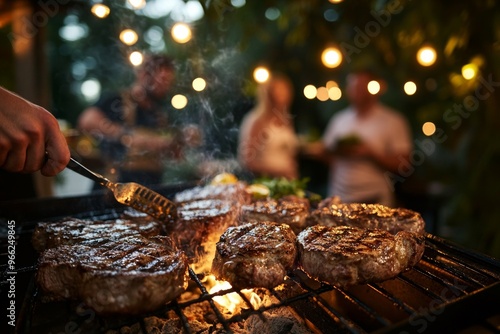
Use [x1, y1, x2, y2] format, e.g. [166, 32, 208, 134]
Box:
[78, 54, 182, 186]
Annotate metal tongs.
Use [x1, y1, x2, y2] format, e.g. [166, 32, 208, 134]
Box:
[66, 157, 177, 222]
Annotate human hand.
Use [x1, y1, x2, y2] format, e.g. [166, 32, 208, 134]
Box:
[0, 87, 70, 176]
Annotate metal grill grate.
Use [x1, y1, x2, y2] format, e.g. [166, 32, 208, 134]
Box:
[1, 202, 500, 334]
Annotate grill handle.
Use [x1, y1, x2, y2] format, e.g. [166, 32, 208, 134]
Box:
[66, 157, 109, 186]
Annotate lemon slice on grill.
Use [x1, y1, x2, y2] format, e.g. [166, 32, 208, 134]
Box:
[211, 172, 238, 185]
[246, 184, 270, 199]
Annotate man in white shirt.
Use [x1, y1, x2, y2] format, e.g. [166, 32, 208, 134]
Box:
[308, 70, 412, 207]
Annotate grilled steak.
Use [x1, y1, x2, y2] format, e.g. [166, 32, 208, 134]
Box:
[212, 222, 297, 289]
[239, 195, 310, 234]
[297, 225, 425, 287]
[167, 199, 239, 273]
[32, 217, 163, 252]
[174, 181, 251, 205]
[37, 235, 188, 315]
[307, 203, 425, 235]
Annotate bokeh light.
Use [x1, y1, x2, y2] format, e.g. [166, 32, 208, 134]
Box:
[422, 122, 436, 136]
[119, 29, 139, 45]
[321, 47, 342, 68]
[91, 4, 110, 18]
[171, 22, 192, 43]
[192, 77, 206, 91]
[303, 85, 317, 99]
[367, 80, 381, 95]
[80, 78, 101, 102]
[316, 87, 329, 101]
[404, 81, 417, 95]
[253, 66, 270, 83]
[328, 86, 342, 100]
[172, 94, 188, 109]
[462, 63, 478, 80]
[128, 0, 146, 10]
[129, 51, 144, 66]
[417, 46, 437, 66]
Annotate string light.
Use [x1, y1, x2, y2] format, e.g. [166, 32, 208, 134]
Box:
[417, 46, 437, 66]
[119, 29, 138, 45]
[171, 23, 192, 44]
[461, 63, 478, 80]
[422, 122, 436, 136]
[367, 80, 380, 95]
[129, 51, 143, 66]
[91, 4, 110, 18]
[328, 86, 342, 100]
[172, 94, 188, 109]
[192, 77, 206, 91]
[404, 81, 417, 95]
[316, 87, 329, 101]
[321, 47, 342, 68]
[303, 85, 317, 99]
[253, 66, 270, 83]
[127, 0, 146, 10]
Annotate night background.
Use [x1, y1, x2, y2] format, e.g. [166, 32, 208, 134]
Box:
[1, 0, 500, 259]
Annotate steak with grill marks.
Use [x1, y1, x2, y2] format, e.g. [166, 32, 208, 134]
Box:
[36, 235, 188, 315]
[307, 203, 425, 235]
[297, 225, 425, 287]
[167, 199, 239, 273]
[174, 181, 251, 205]
[239, 196, 310, 234]
[32, 217, 163, 252]
[212, 222, 297, 289]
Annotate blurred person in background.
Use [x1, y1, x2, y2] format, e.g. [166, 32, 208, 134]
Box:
[238, 73, 299, 181]
[0, 86, 70, 200]
[78, 54, 187, 187]
[304, 69, 412, 207]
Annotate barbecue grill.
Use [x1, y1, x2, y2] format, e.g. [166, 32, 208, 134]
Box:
[1, 184, 500, 334]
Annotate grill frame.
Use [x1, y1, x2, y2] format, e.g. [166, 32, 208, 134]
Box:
[1, 186, 500, 334]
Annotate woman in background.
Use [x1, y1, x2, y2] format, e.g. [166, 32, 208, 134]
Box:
[238, 73, 299, 180]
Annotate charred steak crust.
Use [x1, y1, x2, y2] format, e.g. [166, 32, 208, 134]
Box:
[307, 203, 425, 235]
[297, 225, 425, 287]
[168, 199, 239, 273]
[239, 196, 310, 234]
[32, 218, 163, 252]
[37, 235, 188, 315]
[174, 181, 251, 205]
[212, 222, 297, 290]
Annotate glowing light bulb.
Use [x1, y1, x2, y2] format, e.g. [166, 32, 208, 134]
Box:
[172, 94, 188, 109]
[128, 0, 146, 9]
[422, 122, 436, 136]
[404, 81, 417, 95]
[367, 80, 380, 95]
[316, 87, 329, 101]
[253, 66, 270, 83]
[192, 77, 206, 91]
[328, 86, 342, 100]
[120, 29, 138, 45]
[303, 85, 317, 99]
[417, 46, 437, 66]
[129, 51, 143, 66]
[461, 64, 478, 80]
[171, 23, 192, 44]
[91, 4, 110, 18]
[326, 80, 338, 89]
[321, 47, 342, 68]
